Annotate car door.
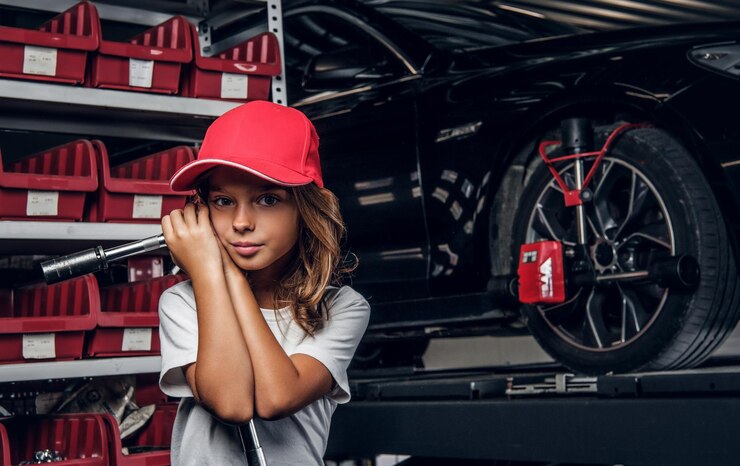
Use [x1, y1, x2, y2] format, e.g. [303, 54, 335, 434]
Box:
[283, 6, 429, 301]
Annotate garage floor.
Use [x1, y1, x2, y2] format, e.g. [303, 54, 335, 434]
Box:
[423, 321, 740, 370]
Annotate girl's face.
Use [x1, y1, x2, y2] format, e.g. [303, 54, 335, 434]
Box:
[205, 166, 300, 282]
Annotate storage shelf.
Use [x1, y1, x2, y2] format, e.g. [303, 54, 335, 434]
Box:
[0, 221, 163, 254]
[0, 79, 240, 142]
[0, 0, 201, 26]
[0, 0, 278, 397]
[0, 79, 239, 117]
[0, 0, 268, 26]
[0, 356, 161, 383]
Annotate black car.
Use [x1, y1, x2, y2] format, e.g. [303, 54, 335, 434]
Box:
[243, 0, 740, 374]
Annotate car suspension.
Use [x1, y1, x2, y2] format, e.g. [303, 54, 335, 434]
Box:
[489, 119, 700, 306]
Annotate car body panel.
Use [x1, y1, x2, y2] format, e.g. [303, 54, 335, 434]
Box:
[298, 75, 430, 301]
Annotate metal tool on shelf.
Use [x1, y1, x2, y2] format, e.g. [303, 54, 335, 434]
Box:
[40, 234, 167, 284]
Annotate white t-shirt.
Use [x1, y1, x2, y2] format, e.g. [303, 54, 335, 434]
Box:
[158, 281, 370, 465]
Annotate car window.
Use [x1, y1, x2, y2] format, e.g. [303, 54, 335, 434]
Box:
[283, 10, 409, 104]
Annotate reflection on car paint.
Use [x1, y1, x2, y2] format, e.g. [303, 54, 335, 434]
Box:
[461, 179, 475, 198]
[450, 201, 463, 220]
[358, 192, 395, 206]
[435, 121, 483, 143]
[380, 247, 425, 261]
[354, 177, 394, 190]
[431, 187, 449, 203]
[440, 170, 458, 183]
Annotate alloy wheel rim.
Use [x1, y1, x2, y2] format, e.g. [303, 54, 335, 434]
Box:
[524, 157, 675, 352]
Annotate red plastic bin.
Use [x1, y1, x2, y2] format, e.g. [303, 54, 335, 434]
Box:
[0, 413, 109, 466]
[89, 16, 193, 94]
[0, 275, 99, 364]
[104, 403, 178, 466]
[133, 374, 168, 407]
[86, 274, 187, 357]
[85, 141, 194, 223]
[0, 2, 100, 85]
[184, 24, 281, 101]
[0, 140, 98, 221]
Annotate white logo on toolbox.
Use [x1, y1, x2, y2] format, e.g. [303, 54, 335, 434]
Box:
[540, 257, 553, 298]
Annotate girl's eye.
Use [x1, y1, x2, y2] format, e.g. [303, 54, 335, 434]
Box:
[259, 194, 280, 207]
[211, 197, 233, 207]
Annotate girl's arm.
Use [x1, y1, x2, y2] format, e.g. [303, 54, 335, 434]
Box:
[162, 203, 255, 424]
[220, 252, 334, 420]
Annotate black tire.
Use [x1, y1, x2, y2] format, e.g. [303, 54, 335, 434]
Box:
[512, 125, 740, 374]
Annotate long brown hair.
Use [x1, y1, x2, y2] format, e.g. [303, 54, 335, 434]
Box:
[195, 178, 356, 335]
[278, 183, 357, 335]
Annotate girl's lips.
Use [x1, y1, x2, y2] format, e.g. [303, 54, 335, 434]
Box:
[232, 243, 263, 256]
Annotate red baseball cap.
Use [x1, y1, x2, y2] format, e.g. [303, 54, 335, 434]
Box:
[170, 100, 323, 191]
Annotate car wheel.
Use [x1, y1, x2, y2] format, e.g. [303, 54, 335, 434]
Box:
[512, 125, 740, 374]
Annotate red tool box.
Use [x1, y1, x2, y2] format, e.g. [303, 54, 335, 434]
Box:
[104, 403, 178, 466]
[184, 24, 281, 101]
[86, 274, 187, 358]
[0, 275, 99, 364]
[86, 141, 194, 223]
[89, 16, 193, 94]
[0, 413, 109, 466]
[0, 2, 100, 85]
[0, 140, 99, 221]
[517, 240, 566, 305]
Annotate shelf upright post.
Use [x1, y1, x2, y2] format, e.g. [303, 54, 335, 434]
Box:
[267, 0, 288, 106]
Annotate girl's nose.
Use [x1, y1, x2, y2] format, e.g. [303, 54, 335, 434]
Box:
[232, 206, 254, 232]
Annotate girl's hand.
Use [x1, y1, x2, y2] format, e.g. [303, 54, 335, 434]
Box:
[217, 237, 246, 280]
[161, 203, 222, 279]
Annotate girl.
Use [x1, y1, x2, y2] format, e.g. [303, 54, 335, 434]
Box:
[157, 100, 370, 465]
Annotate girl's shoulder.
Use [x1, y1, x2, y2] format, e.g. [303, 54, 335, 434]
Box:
[323, 285, 370, 314]
[159, 279, 195, 313]
[162, 278, 194, 299]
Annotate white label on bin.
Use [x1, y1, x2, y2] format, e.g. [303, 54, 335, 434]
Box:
[122, 328, 152, 352]
[129, 59, 154, 88]
[221, 73, 248, 99]
[26, 190, 59, 216]
[132, 194, 162, 218]
[23, 333, 56, 359]
[23, 46, 57, 76]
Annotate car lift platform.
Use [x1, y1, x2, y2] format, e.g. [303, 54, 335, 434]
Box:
[326, 364, 740, 465]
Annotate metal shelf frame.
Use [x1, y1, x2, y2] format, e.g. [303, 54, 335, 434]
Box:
[0, 221, 163, 254]
[0, 0, 285, 141]
[0, 0, 202, 26]
[0, 79, 240, 117]
[0, 79, 241, 142]
[0, 356, 161, 383]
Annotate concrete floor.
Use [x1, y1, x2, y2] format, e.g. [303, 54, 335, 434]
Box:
[422, 321, 740, 370]
[423, 335, 552, 370]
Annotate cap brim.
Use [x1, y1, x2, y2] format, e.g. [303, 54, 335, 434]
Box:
[169, 159, 314, 192]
